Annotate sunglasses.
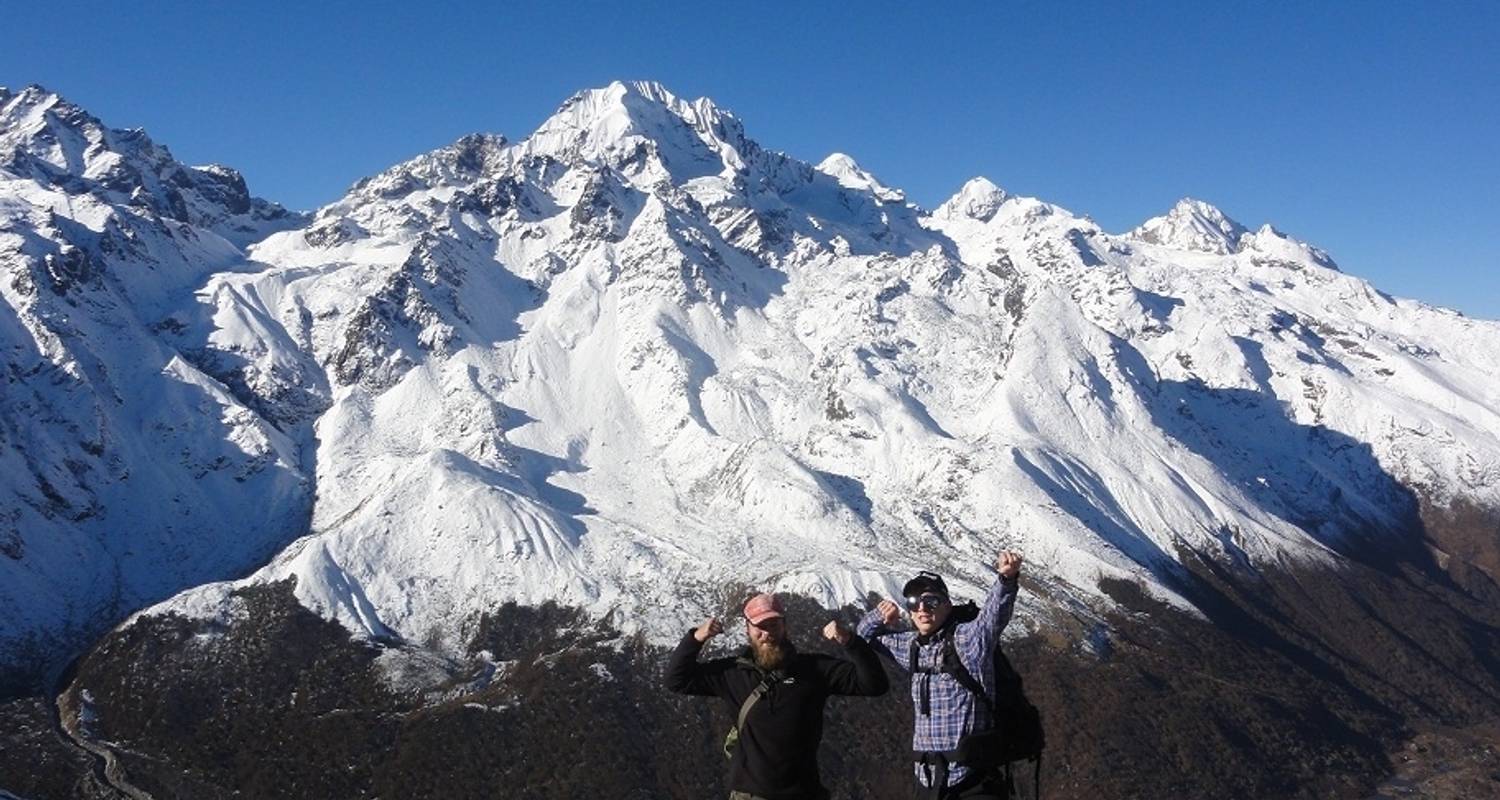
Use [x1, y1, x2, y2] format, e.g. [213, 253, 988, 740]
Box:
[904, 593, 949, 612]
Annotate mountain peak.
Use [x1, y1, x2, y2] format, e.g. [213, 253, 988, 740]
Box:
[1172, 196, 1238, 223]
[815, 152, 904, 202]
[614, 79, 683, 105]
[934, 176, 1008, 222]
[524, 80, 751, 180]
[4, 83, 58, 106]
[1131, 196, 1249, 254]
[1, 83, 303, 248]
[2, 83, 81, 132]
[1244, 222, 1340, 270]
[557, 80, 699, 119]
[1, 83, 120, 176]
[816, 152, 862, 173]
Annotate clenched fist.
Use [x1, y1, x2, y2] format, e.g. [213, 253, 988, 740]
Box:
[694, 617, 724, 642]
[876, 599, 901, 627]
[998, 550, 1024, 579]
[823, 620, 852, 645]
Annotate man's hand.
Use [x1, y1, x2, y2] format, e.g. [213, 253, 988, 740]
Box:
[693, 617, 724, 643]
[998, 550, 1024, 579]
[823, 620, 852, 645]
[876, 599, 901, 627]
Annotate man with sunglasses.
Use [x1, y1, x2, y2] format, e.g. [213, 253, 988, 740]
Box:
[857, 550, 1024, 799]
[665, 592, 889, 799]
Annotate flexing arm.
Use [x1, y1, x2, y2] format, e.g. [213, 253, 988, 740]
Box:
[818, 622, 890, 696]
[663, 617, 730, 696]
[856, 600, 916, 671]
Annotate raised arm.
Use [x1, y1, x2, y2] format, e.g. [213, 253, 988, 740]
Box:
[663, 617, 731, 697]
[816, 621, 890, 696]
[965, 550, 1023, 651]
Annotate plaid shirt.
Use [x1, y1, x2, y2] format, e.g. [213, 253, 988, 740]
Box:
[858, 575, 1018, 787]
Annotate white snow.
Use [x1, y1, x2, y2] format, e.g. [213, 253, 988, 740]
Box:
[5, 82, 1499, 673]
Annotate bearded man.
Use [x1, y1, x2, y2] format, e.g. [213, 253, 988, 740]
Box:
[665, 592, 889, 800]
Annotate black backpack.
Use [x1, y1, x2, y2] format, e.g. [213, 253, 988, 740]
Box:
[908, 605, 1046, 770]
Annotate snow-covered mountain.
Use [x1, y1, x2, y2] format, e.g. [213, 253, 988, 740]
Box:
[5, 80, 1499, 687]
[0, 85, 309, 684]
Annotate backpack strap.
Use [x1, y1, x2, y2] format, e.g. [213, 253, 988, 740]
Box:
[939, 637, 994, 713]
[908, 637, 933, 715]
[733, 657, 783, 731]
[723, 662, 782, 759]
[737, 671, 777, 732]
[911, 626, 994, 716]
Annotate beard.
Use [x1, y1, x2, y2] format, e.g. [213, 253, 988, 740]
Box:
[750, 635, 789, 671]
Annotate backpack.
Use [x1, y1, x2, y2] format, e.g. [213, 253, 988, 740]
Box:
[907, 605, 1046, 769]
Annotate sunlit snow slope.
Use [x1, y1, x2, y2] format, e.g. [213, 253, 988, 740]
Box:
[5, 82, 1499, 678]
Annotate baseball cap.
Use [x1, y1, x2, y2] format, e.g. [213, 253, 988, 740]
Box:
[901, 571, 950, 599]
[743, 593, 785, 625]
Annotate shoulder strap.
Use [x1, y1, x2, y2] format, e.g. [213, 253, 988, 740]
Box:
[940, 637, 995, 712]
[908, 638, 935, 715]
[736, 669, 780, 733]
[911, 629, 993, 715]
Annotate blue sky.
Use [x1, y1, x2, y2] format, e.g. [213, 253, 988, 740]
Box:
[4, 1, 1497, 318]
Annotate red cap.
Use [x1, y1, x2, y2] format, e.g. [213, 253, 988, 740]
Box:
[743, 593, 785, 625]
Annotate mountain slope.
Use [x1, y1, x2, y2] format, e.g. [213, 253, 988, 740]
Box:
[4, 79, 1500, 800]
[3, 78, 1498, 678]
[0, 85, 310, 688]
[141, 81, 1500, 653]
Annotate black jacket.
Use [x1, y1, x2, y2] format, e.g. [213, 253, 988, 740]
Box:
[664, 631, 889, 800]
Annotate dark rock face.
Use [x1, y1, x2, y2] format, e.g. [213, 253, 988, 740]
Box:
[570, 169, 636, 242]
[52, 580, 406, 799]
[1055, 553, 1500, 799]
[187, 165, 252, 216]
[17, 547, 1499, 800]
[302, 217, 367, 247]
[1368, 722, 1500, 798]
[41, 244, 102, 295]
[1419, 495, 1500, 598]
[326, 231, 490, 391]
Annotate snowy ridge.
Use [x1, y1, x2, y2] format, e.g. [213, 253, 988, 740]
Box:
[1, 85, 302, 250]
[1128, 197, 1338, 269]
[816, 153, 905, 203]
[5, 82, 1499, 678]
[0, 85, 311, 680]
